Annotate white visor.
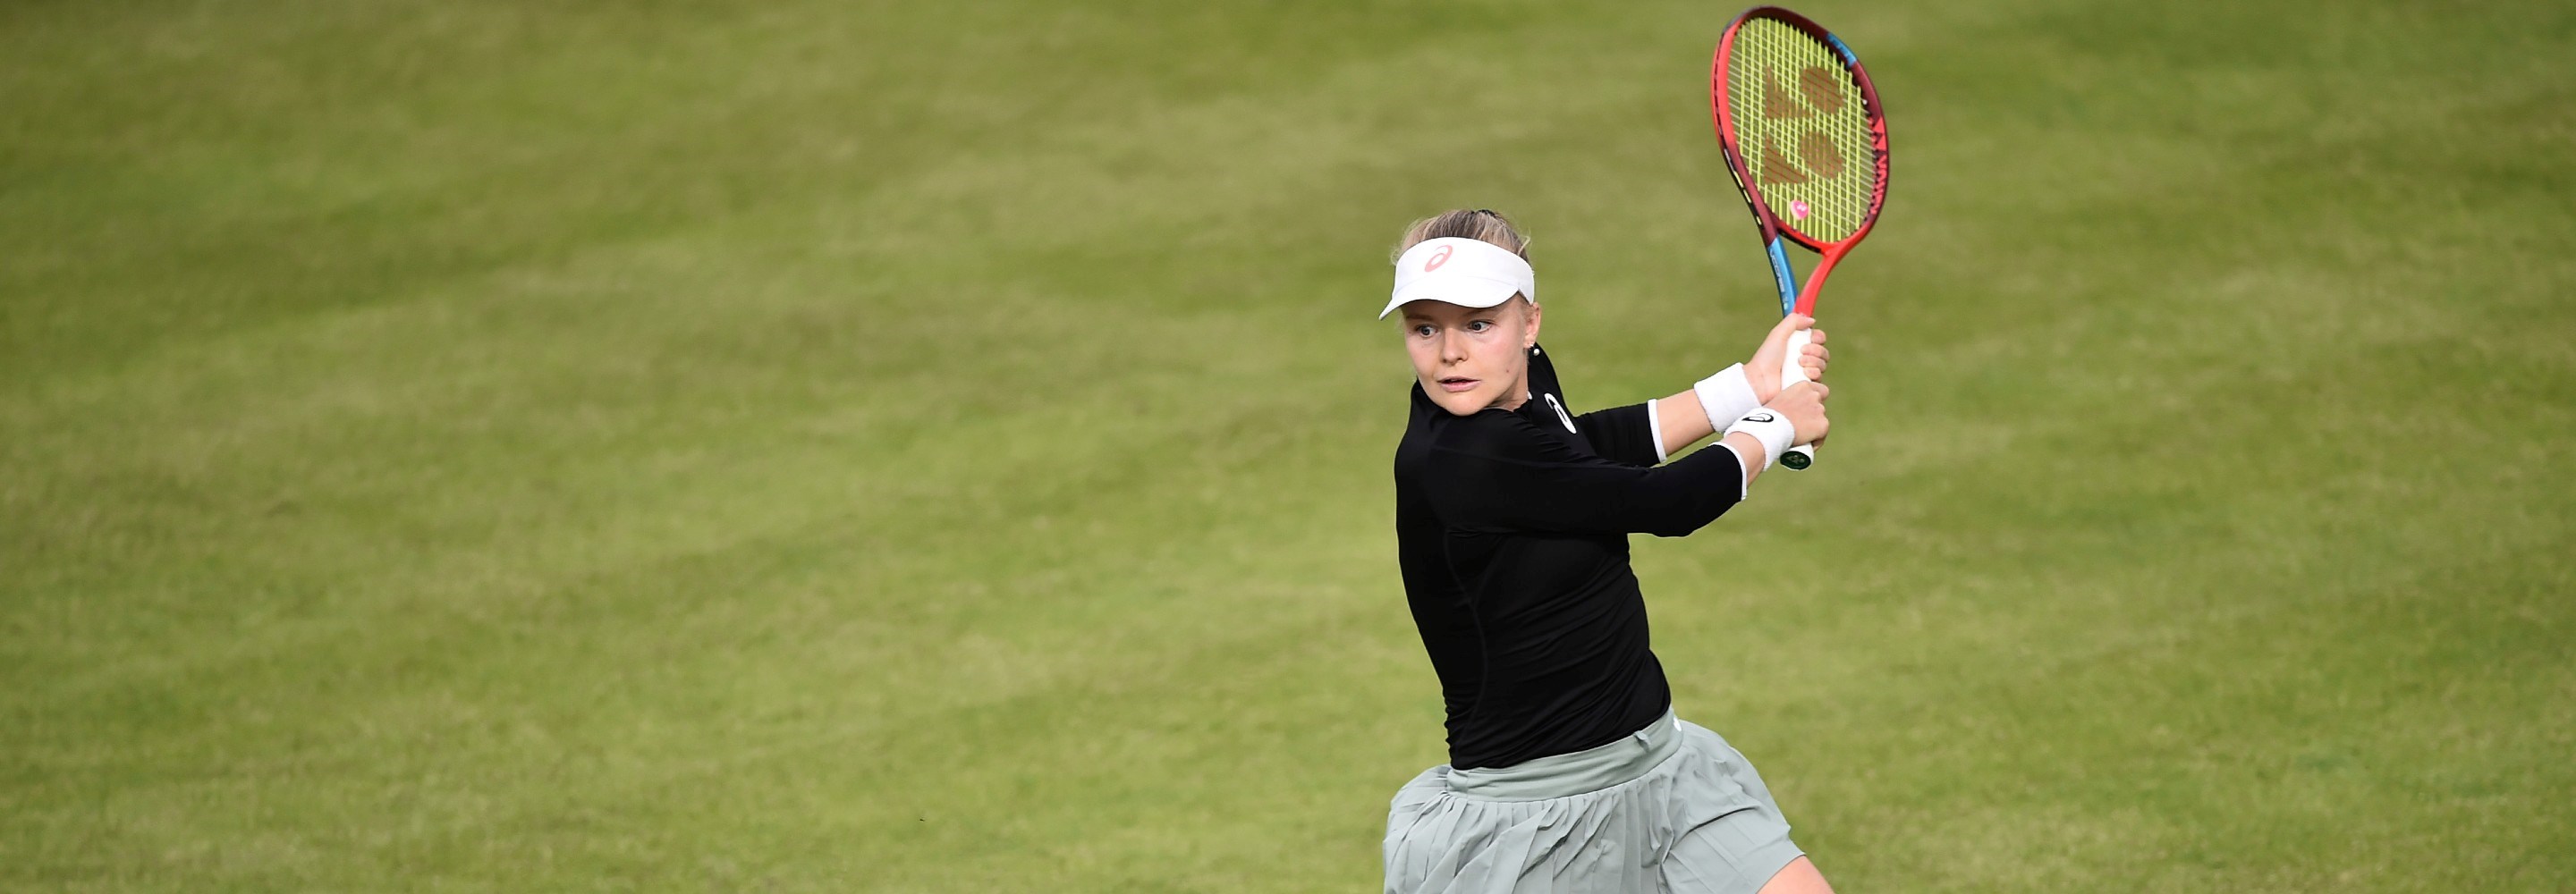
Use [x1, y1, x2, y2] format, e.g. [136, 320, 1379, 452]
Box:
[1379, 237, 1536, 319]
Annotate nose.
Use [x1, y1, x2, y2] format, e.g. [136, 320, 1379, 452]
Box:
[1437, 330, 1470, 365]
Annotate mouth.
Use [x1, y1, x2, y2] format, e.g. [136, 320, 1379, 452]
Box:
[1436, 376, 1479, 393]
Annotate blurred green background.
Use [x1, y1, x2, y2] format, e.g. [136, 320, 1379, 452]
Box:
[4, 0, 2571, 890]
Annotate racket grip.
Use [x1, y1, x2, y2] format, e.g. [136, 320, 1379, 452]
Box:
[1779, 328, 1818, 471]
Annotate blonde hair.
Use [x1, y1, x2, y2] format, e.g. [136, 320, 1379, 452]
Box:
[1393, 208, 1530, 261]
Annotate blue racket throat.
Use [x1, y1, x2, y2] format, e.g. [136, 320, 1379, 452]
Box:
[1765, 240, 1799, 316]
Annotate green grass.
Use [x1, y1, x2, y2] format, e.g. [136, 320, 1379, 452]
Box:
[4, 0, 2572, 890]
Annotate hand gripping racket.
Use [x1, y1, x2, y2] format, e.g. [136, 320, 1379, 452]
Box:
[1710, 6, 1889, 469]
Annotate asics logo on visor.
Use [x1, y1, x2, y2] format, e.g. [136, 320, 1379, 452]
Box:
[1424, 246, 1453, 272]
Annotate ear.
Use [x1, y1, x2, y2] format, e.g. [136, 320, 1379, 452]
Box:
[1521, 298, 1543, 348]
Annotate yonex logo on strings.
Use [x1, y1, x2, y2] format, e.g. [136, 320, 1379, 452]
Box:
[1758, 66, 1852, 190]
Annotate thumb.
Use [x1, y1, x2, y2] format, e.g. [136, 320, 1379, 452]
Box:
[1760, 314, 1814, 352]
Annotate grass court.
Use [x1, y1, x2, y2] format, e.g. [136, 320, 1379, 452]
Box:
[4, 0, 2572, 890]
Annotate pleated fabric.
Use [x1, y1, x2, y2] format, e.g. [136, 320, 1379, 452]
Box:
[1383, 717, 1803, 894]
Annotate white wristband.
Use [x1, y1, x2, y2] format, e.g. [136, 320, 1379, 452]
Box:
[1693, 365, 1760, 431]
[1722, 407, 1796, 472]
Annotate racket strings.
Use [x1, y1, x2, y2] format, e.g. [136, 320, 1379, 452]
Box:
[1726, 18, 1877, 242]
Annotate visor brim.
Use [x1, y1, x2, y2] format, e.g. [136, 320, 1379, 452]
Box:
[1377, 278, 1525, 319]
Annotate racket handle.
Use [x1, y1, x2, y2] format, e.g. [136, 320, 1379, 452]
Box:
[1779, 328, 1818, 471]
[1783, 441, 1818, 469]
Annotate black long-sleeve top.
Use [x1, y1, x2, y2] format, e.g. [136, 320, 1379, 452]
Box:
[1393, 345, 1749, 770]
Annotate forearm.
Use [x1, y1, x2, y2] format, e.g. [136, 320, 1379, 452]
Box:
[1653, 363, 1765, 460]
[1720, 431, 1769, 488]
[1651, 388, 1715, 458]
[1426, 434, 1749, 538]
[1634, 401, 1770, 499]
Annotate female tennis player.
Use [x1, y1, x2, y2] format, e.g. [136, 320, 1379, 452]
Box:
[1380, 209, 1835, 894]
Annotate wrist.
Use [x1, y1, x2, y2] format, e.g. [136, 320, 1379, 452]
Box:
[1722, 406, 1795, 472]
[1693, 365, 1760, 427]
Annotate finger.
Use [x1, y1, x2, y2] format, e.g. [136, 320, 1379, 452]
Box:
[1808, 327, 1826, 344]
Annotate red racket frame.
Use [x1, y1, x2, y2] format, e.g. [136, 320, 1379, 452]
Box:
[1708, 5, 1890, 318]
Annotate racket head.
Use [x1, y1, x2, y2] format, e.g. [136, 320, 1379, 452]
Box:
[1710, 6, 1889, 253]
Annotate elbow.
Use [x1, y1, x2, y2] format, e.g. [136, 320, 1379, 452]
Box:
[1640, 499, 1736, 538]
[1641, 515, 1715, 538]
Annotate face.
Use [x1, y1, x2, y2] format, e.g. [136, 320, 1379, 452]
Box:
[1398, 297, 1541, 416]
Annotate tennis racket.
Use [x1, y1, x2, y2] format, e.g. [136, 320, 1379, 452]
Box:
[1710, 6, 1889, 470]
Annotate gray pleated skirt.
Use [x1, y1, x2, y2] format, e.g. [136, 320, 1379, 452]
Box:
[1383, 711, 1804, 894]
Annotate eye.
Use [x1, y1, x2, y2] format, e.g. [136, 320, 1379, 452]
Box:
[1465, 320, 1495, 333]
[1410, 324, 1436, 338]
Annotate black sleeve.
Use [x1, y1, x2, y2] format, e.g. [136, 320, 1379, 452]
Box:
[1573, 402, 1662, 468]
[1423, 411, 1744, 538]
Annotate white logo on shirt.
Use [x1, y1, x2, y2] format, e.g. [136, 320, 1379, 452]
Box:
[1542, 393, 1578, 434]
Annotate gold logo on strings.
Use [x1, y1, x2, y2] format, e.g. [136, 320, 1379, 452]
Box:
[1756, 66, 1849, 186]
